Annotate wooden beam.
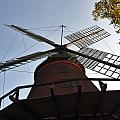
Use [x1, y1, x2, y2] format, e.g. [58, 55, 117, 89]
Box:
[93, 81, 107, 119]
[50, 87, 61, 120]
[75, 85, 81, 120]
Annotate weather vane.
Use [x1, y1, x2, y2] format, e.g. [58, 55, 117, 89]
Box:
[92, 0, 120, 33]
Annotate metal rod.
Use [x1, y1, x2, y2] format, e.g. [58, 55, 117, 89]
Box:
[60, 25, 64, 46]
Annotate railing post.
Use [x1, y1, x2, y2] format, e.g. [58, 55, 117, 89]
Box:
[50, 87, 61, 120]
[15, 89, 19, 100]
[75, 85, 81, 120]
[99, 81, 107, 120]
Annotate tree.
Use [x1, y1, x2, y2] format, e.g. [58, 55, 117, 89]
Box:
[92, 0, 120, 33]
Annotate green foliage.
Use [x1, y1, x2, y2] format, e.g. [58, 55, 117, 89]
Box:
[92, 0, 120, 33]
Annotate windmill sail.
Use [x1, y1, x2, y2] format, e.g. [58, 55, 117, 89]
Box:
[2, 24, 118, 79]
[0, 49, 57, 72]
[65, 26, 120, 79]
[77, 47, 120, 79]
[5, 25, 59, 47]
[65, 25, 111, 48]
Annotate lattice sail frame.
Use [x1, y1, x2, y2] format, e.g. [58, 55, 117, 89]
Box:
[65, 25, 120, 79]
[65, 25, 111, 49]
[0, 49, 57, 73]
[78, 47, 120, 79]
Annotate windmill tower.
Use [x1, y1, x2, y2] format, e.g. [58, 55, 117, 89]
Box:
[0, 25, 120, 120]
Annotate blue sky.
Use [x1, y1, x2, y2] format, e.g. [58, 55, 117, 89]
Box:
[0, 0, 120, 108]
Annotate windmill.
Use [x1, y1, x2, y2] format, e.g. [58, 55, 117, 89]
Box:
[0, 24, 120, 120]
